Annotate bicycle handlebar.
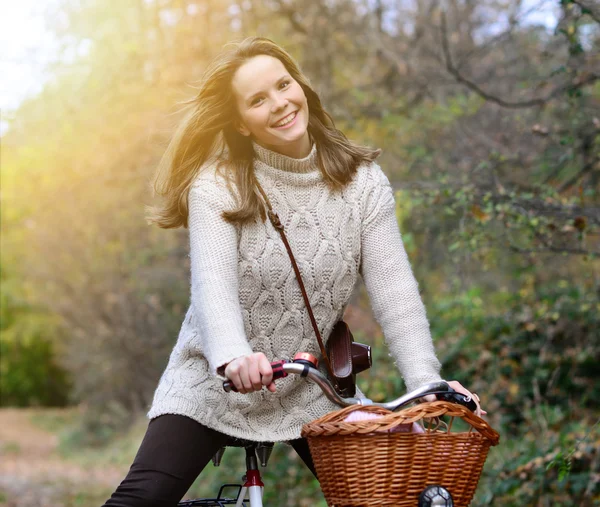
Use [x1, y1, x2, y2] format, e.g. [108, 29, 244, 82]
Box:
[222, 358, 478, 412]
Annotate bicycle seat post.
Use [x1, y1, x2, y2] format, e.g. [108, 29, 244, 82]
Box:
[240, 444, 264, 506]
[245, 444, 259, 472]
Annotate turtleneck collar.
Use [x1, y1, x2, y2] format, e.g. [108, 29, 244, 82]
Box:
[251, 139, 318, 174]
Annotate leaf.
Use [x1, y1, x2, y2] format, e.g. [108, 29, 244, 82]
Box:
[471, 204, 490, 222]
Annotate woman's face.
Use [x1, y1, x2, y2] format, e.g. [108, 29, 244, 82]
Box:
[231, 54, 311, 159]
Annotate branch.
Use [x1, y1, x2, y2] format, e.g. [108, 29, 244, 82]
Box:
[509, 244, 599, 256]
[511, 197, 600, 225]
[454, 0, 555, 71]
[331, 89, 426, 119]
[271, 0, 307, 34]
[393, 180, 600, 225]
[558, 158, 599, 192]
[327, 73, 424, 114]
[440, 12, 599, 109]
[572, 0, 600, 24]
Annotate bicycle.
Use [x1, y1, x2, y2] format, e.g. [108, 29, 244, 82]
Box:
[177, 353, 496, 507]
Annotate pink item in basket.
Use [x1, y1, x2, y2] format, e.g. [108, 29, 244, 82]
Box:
[343, 410, 424, 433]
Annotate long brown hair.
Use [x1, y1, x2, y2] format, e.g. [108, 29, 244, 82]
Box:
[146, 36, 381, 229]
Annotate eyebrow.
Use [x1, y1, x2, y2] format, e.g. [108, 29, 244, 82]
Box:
[246, 75, 290, 102]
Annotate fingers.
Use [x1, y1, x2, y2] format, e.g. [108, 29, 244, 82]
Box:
[471, 392, 487, 416]
[258, 355, 275, 392]
[240, 362, 254, 393]
[224, 353, 274, 394]
[224, 359, 246, 394]
[446, 380, 488, 417]
[249, 356, 263, 391]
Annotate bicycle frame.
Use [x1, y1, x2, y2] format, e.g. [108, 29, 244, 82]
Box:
[178, 444, 264, 506]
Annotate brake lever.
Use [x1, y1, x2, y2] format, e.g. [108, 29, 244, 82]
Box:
[435, 390, 478, 412]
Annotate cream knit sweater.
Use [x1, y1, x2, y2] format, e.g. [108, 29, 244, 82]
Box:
[147, 140, 442, 441]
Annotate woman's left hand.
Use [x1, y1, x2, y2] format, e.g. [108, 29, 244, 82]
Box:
[446, 380, 486, 417]
[422, 380, 487, 417]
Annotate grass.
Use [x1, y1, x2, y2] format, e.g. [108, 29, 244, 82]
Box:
[1, 441, 21, 455]
[28, 407, 147, 467]
[63, 486, 116, 506]
[29, 407, 81, 433]
[22, 406, 328, 506]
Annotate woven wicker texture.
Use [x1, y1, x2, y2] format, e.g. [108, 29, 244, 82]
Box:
[302, 401, 500, 506]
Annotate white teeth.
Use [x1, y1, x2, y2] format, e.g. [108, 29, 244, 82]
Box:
[274, 111, 296, 127]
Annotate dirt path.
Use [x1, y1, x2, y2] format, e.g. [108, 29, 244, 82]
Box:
[0, 408, 127, 507]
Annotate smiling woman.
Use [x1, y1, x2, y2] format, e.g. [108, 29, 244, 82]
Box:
[231, 55, 311, 158]
[145, 37, 380, 228]
[103, 36, 482, 507]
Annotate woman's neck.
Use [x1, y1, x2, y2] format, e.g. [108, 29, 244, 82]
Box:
[252, 131, 312, 159]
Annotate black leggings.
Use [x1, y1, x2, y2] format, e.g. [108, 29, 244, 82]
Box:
[102, 414, 317, 507]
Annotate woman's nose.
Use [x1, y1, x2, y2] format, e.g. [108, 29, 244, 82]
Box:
[272, 98, 289, 112]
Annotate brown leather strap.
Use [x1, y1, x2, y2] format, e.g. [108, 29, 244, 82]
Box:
[255, 180, 337, 385]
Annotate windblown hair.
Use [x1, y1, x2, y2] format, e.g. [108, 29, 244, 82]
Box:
[146, 36, 381, 229]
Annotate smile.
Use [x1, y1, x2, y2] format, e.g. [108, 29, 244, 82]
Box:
[272, 111, 298, 128]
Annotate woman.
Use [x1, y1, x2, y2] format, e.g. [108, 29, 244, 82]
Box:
[103, 36, 484, 506]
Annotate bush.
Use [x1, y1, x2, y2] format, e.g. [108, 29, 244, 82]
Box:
[428, 284, 599, 506]
[0, 273, 71, 407]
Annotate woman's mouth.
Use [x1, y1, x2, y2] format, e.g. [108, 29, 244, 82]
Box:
[272, 111, 298, 129]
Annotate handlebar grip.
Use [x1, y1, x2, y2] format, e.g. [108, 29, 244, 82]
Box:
[435, 390, 478, 412]
[223, 360, 288, 393]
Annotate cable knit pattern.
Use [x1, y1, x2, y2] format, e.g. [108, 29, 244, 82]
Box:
[147, 140, 442, 441]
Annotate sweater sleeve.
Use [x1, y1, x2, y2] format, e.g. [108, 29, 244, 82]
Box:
[359, 164, 442, 392]
[188, 179, 253, 376]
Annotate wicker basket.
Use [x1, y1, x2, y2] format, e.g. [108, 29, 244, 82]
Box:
[301, 401, 500, 507]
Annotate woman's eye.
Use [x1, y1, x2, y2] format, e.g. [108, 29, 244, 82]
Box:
[250, 82, 289, 106]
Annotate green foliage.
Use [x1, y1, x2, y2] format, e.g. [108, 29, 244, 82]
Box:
[0, 267, 71, 407]
[0, 331, 71, 407]
[428, 284, 600, 505]
[407, 182, 597, 260]
[547, 450, 573, 483]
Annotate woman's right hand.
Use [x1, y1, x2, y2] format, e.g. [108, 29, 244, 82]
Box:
[224, 353, 276, 394]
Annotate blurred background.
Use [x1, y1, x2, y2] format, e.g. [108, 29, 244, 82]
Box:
[0, 0, 598, 505]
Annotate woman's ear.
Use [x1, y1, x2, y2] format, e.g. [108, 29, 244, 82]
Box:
[235, 119, 251, 137]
